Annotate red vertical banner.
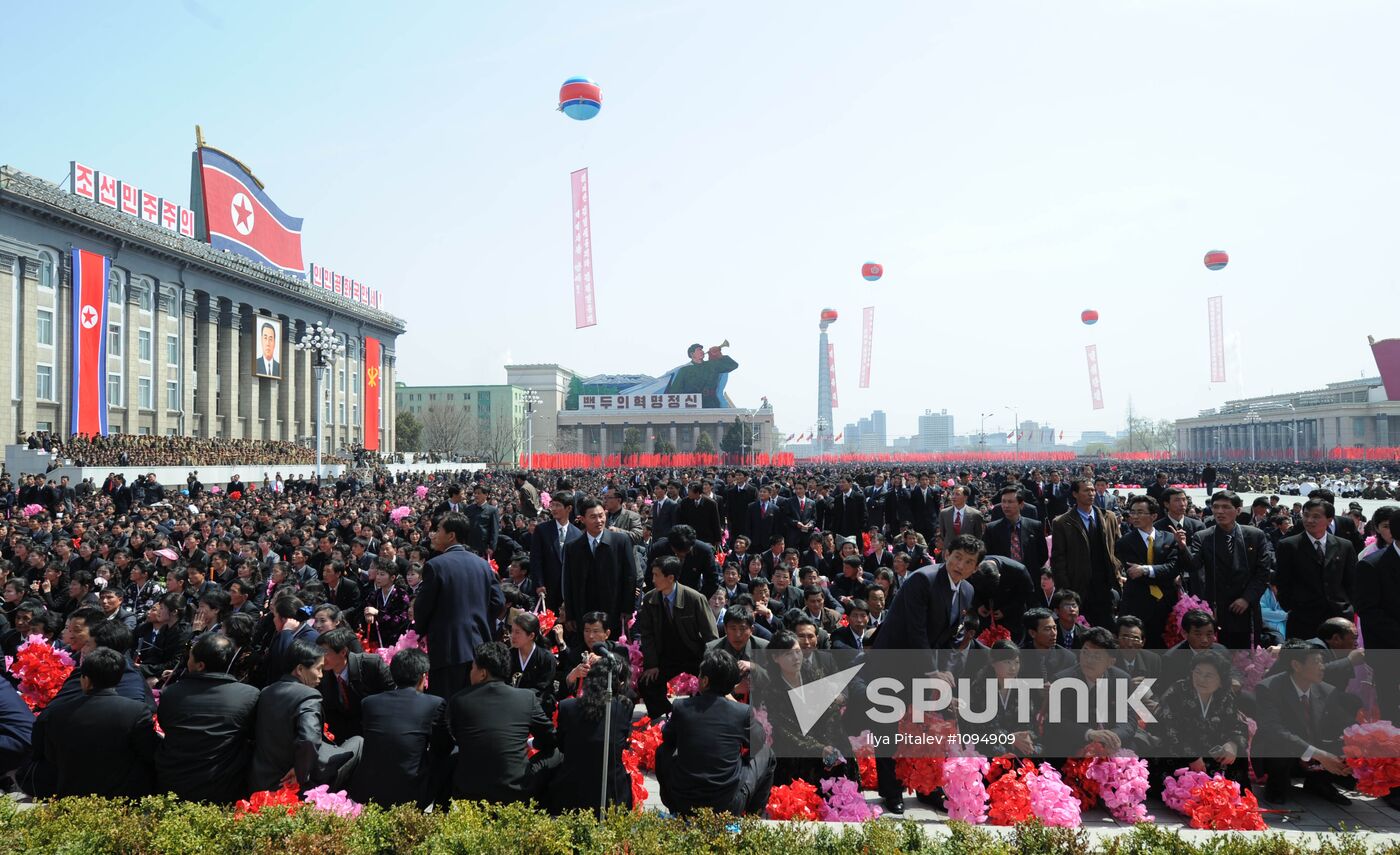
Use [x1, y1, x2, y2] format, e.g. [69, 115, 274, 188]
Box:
[1085, 344, 1104, 410]
[1208, 296, 1225, 382]
[828, 343, 839, 408]
[1371, 336, 1400, 401]
[570, 168, 597, 328]
[363, 336, 382, 450]
[859, 306, 874, 388]
[70, 249, 111, 435]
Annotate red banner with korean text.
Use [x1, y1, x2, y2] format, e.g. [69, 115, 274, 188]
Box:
[571, 168, 596, 328]
[860, 307, 874, 388]
[1208, 296, 1225, 382]
[1085, 344, 1104, 410]
[363, 337, 381, 450]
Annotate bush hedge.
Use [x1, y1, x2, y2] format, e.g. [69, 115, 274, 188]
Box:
[0, 797, 1395, 855]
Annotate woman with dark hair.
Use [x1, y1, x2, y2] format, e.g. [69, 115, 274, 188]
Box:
[755, 630, 857, 787]
[966, 639, 1039, 756]
[545, 651, 634, 814]
[509, 611, 558, 715]
[310, 604, 363, 653]
[223, 611, 259, 683]
[362, 561, 412, 648]
[134, 593, 191, 681]
[1150, 651, 1249, 789]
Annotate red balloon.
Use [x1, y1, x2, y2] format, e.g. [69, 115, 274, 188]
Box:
[1081, 310, 1099, 326]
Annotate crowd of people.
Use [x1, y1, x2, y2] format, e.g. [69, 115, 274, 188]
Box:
[0, 455, 1396, 821]
[24, 432, 324, 469]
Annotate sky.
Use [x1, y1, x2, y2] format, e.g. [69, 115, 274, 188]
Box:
[4, 1, 1398, 443]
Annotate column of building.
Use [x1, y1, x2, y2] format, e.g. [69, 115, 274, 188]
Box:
[194, 295, 216, 438]
[216, 299, 241, 438]
[121, 284, 140, 433]
[276, 313, 293, 441]
[14, 254, 36, 436]
[237, 308, 257, 440]
[181, 297, 197, 437]
[381, 350, 395, 452]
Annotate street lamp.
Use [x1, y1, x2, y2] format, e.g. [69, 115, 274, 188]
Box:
[295, 321, 345, 482]
[1287, 403, 1299, 464]
[1003, 406, 1019, 461]
[978, 412, 994, 452]
[1245, 410, 1260, 461]
[523, 390, 542, 469]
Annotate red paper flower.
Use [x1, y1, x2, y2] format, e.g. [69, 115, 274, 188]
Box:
[10, 635, 75, 712]
[229, 491, 242, 501]
[977, 621, 1011, 647]
[1344, 721, 1400, 796]
[768, 779, 826, 821]
[537, 609, 557, 636]
[323, 722, 335, 743]
[1060, 757, 1102, 810]
[987, 770, 1034, 825]
[629, 718, 665, 772]
[234, 782, 302, 817]
[1183, 778, 1266, 830]
[621, 747, 647, 811]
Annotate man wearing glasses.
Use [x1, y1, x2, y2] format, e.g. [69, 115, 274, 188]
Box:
[1116, 495, 1181, 648]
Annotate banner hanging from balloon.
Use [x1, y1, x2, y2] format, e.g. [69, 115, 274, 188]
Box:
[1085, 344, 1104, 410]
[828, 343, 839, 408]
[1207, 296, 1225, 382]
[570, 168, 596, 329]
[859, 306, 874, 388]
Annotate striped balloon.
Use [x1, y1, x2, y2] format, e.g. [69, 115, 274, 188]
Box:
[1081, 309, 1099, 325]
[1204, 249, 1229, 271]
[559, 76, 601, 121]
[861, 262, 883, 281]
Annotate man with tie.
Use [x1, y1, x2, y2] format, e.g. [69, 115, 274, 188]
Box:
[781, 481, 817, 549]
[529, 491, 582, 613]
[563, 498, 640, 639]
[1274, 499, 1357, 641]
[871, 534, 981, 814]
[983, 486, 1048, 571]
[1092, 477, 1117, 514]
[1049, 479, 1121, 628]
[433, 485, 467, 521]
[463, 485, 500, 558]
[1044, 470, 1071, 519]
[746, 485, 780, 551]
[675, 482, 723, 547]
[937, 487, 986, 548]
[1153, 488, 1205, 565]
[1116, 495, 1181, 648]
[904, 473, 941, 547]
[651, 483, 679, 541]
[723, 471, 758, 543]
[1183, 491, 1273, 649]
[254, 321, 281, 377]
[1255, 640, 1355, 805]
[1357, 527, 1400, 724]
[635, 555, 719, 717]
[830, 476, 867, 538]
[1308, 488, 1366, 555]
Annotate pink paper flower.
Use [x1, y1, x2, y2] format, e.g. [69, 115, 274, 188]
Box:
[942, 752, 990, 823]
[414, 485, 429, 499]
[819, 776, 882, 822]
[20, 504, 44, 519]
[1084, 752, 1153, 823]
[302, 784, 364, 818]
[1164, 594, 1213, 648]
[1025, 763, 1082, 827]
[1162, 767, 1218, 814]
[1231, 647, 1277, 694]
[389, 506, 413, 524]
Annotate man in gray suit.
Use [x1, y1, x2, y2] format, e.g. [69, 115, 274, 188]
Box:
[938, 486, 986, 547]
[604, 491, 645, 545]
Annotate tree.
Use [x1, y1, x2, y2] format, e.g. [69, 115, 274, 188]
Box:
[695, 430, 715, 454]
[395, 410, 422, 452]
[556, 427, 580, 454]
[565, 375, 584, 411]
[421, 404, 473, 456]
[720, 417, 756, 458]
[654, 436, 676, 455]
[621, 427, 644, 459]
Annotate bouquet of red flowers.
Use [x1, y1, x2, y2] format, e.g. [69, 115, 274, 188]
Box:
[976, 620, 1011, 648]
[621, 747, 647, 811]
[1059, 757, 1101, 810]
[986, 764, 1034, 825]
[536, 609, 557, 636]
[1344, 720, 1400, 796]
[11, 635, 74, 712]
[1182, 778, 1266, 830]
[629, 716, 665, 772]
[767, 779, 825, 821]
[893, 715, 958, 795]
[234, 782, 302, 817]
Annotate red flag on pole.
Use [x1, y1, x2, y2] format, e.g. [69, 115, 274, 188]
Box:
[70, 249, 110, 435]
[363, 337, 382, 450]
[570, 168, 597, 328]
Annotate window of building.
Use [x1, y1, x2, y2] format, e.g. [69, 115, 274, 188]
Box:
[138, 329, 152, 362]
[352, 405, 358, 424]
[108, 323, 122, 357]
[108, 374, 123, 406]
[339, 403, 346, 423]
[36, 365, 53, 400]
[139, 377, 152, 409]
[107, 274, 123, 306]
[136, 281, 154, 313]
[1353, 417, 1368, 439]
[166, 380, 179, 411]
[111, 423, 123, 434]
[166, 428, 177, 436]
[38, 251, 57, 290]
[36, 420, 52, 432]
[138, 426, 151, 436]
[167, 334, 178, 366]
[36, 309, 53, 346]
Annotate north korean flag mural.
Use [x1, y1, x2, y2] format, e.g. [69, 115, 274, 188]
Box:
[70, 249, 110, 436]
[364, 337, 382, 450]
[193, 146, 305, 277]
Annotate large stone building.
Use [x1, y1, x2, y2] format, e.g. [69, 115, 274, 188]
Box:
[1175, 377, 1400, 460]
[0, 165, 403, 450]
[394, 383, 528, 460]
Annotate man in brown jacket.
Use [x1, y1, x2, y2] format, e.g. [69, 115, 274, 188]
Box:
[635, 555, 719, 717]
[1049, 479, 1122, 628]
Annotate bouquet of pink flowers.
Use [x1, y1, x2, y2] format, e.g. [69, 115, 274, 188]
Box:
[414, 485, 429, 499]
[1231, 647, 1277, 694]
[1162, 767, 1216, 814]
[1025, 763, 1082, 828]
[302, 785, 364, 818]
[819, 776, 882, 821]
[373, 630, 425, 666]
[1344, 720, 1400, 796]
[389, 506, 413, 525]
[942, 751, 990, 823]
[667, 672, 700, 697]
[1163, 594, 1213, 648]
[20, 504, 43, 519]
[1084, 752, 1153, 823]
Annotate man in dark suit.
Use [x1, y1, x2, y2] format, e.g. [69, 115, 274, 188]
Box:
[1116, 495, 1182, 649]
[1044, 471, 1071, 519]
[651, 483, 679, 541]
[1275, 499, 1357, 640]
[983, 486, 1048, 571]
[938, 487, 987, 546]
[746, 485, 782, 552]
[781, 481, 818, 554]
[415, 513, 505, 700]
[432, 485, 468, 521]
[1112, 616, 1162, 682]
[865, 473, 894, 533]
[322, 562, 362, 628]
[0, 679, 31, 780]
[872, 534, 981, 813]
[830, 476, 868, 538]
[1183, 491, 1273, 648]
[656, 648, 773, 816]
[1145, 472, 1170, 503]
[675, 482, 723, 547]
[316, 628, 394, 741]
[1153, 488, 1205, 550]
[529, 491, 582, 612]
[904, 474, 942, 545]
[1049, 479, 1121, 628]
[348, 648, 451, 809]
[1255, 641, 1355, 805]
[970, 554, 1036, 630]
[1308, 488, 1366, 555]
[1357, 539, 1400, 721]
[723, 472, 758, 543]
[155, 633, 260, 803]
[635, 555, 719, 717]
[645, 525, 720, 596]
[1042, 628, 1139, 757]
[249, 639, 362, 793]
[462, 485, 500, 557]
[564, 498, 640, 638]
[447, 641, 556, 803]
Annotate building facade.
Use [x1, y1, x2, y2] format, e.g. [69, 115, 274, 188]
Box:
[0, 166, 403, 449]
[1175, 377, 1400, 460]
[395, 383, 527, 460]
[916, 410, 954, 452]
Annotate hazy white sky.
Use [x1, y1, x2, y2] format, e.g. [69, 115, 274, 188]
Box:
[5, 1, 1397, 441]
